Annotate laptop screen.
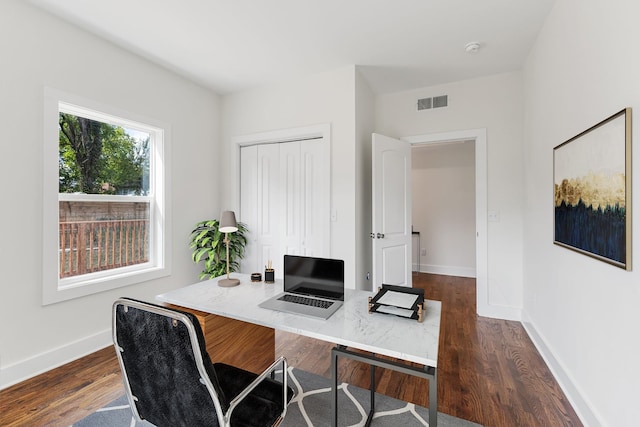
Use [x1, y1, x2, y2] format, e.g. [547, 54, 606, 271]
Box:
[284, 255, 344, 300]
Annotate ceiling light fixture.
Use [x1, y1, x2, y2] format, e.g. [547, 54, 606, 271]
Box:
[465, 42, 481, 53]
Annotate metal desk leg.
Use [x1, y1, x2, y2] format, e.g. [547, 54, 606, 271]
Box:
[370, 361, 376, 410]
[365, 360, 375, 426]
[332, 345, 437, 427]
[429, 367, 438, 427]
[331, 345, 342, 427]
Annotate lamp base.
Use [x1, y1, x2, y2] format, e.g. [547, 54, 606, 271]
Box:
[218, 277, 240, 287]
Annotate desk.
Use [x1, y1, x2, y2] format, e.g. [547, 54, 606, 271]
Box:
[156, 273, 441, 427]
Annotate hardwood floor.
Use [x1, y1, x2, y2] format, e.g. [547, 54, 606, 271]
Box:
[0, 273, 582, 426]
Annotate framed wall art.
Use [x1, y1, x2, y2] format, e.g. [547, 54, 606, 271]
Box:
[553, 108, 632, 270]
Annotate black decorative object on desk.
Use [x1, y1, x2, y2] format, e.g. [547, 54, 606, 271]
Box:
[368, 284, 425, 322]
[265, 260, 275, 283]
[264, 269, 275, 283]
[251, 272, 262, 282]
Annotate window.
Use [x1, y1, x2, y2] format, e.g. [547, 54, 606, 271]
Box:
[43, 89, 171, 305]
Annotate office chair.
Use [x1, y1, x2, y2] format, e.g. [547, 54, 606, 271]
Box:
[112, 298, 293, 427]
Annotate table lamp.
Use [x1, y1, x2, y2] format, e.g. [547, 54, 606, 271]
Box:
[218, 210, 240, 287]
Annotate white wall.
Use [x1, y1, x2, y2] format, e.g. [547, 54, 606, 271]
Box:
[355, 68, 375, 289]
[221, 66, 362, 288]
[522, 1, 640, 425]
[375, 72, 524, 317]
[411, 142, 476, 276]
[0, 0, 220, 388]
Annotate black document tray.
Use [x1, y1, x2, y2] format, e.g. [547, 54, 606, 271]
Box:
[368, 284, 425, 322]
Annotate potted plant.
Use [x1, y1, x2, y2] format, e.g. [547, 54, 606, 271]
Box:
[189, 219, 248, 280]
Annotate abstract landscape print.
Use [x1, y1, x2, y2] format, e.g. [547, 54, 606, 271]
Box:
[553, 108, 632, 270]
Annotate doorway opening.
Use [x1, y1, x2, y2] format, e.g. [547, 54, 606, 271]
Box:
[403, 129, 488, 316]
[411, 140, 476, 277]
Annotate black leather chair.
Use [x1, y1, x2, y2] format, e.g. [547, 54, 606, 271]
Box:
[112, 298, 293, 427]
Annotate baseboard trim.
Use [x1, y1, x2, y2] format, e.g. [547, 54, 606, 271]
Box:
[521, 312, 603, 427]
[0, 329, 112, 390]
[417, 263, 476, 278]
[477, 303, 521, 321]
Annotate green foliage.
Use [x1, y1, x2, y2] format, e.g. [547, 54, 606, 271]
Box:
[59, 113, 103, 193]
[59, 113, 149, 195]
[101, 128, 149, 195]
[189, 219, 248, 280]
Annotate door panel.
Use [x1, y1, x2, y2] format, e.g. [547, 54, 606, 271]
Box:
[372, 133, 412, 289]
[300, 139, 327, 257]
[239, 145, 258, 273]
[381, 150, 406, 234]
[258, 144, 282, 275]
[281, 142, 301, 261]
[382, 244, 408, 285]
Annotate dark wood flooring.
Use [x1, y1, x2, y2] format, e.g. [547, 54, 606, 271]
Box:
[0, 273, 582, 426]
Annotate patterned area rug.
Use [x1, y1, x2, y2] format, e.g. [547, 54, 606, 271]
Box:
[73, 367, 482, 427]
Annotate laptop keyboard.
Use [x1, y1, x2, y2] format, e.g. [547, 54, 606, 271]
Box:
[278, 294, 334, 309]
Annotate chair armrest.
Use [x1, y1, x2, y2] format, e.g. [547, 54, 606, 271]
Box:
[226, 356, 289, 424]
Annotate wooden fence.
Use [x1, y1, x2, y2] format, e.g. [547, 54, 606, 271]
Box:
[59, 219, 149, 278]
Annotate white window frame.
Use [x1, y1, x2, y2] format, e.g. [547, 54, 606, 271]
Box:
[43, 88, 171, 305]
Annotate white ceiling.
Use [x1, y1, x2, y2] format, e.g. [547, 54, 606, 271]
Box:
[28, 0, 556, 95]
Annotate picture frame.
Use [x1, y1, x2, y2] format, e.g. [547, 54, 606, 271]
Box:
[553, 108, 632, 270]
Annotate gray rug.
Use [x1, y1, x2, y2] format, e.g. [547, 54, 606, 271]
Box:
[73, 367, 482, 426]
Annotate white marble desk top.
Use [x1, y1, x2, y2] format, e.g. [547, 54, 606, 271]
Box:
[156, 273, 441, 367]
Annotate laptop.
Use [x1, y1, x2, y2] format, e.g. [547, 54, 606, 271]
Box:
[259, 255, 344, 319]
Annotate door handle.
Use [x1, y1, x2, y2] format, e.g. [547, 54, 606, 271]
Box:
[377, 233, 385, 239]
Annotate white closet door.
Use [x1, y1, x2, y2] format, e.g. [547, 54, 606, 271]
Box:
[280, 138, 328, 259]
[300, 138, 328, 257]
[240, 136, 329, 278]
[239, 145, 258, 273]
[280, 142, 302, 258]
[257, 143, 282, 275]
[239, 144, 281, 274]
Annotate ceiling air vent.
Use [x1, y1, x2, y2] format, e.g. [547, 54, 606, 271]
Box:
[433, 95, 448, 108]
[417, 95, 448, 111]
[417, 97, 432, 110]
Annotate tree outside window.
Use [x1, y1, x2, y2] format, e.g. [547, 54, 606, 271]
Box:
[59, 113, 149, 196]
[58, 110, 153, 279]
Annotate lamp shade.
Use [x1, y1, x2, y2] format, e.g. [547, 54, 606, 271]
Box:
[219, 210, 238, 233]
